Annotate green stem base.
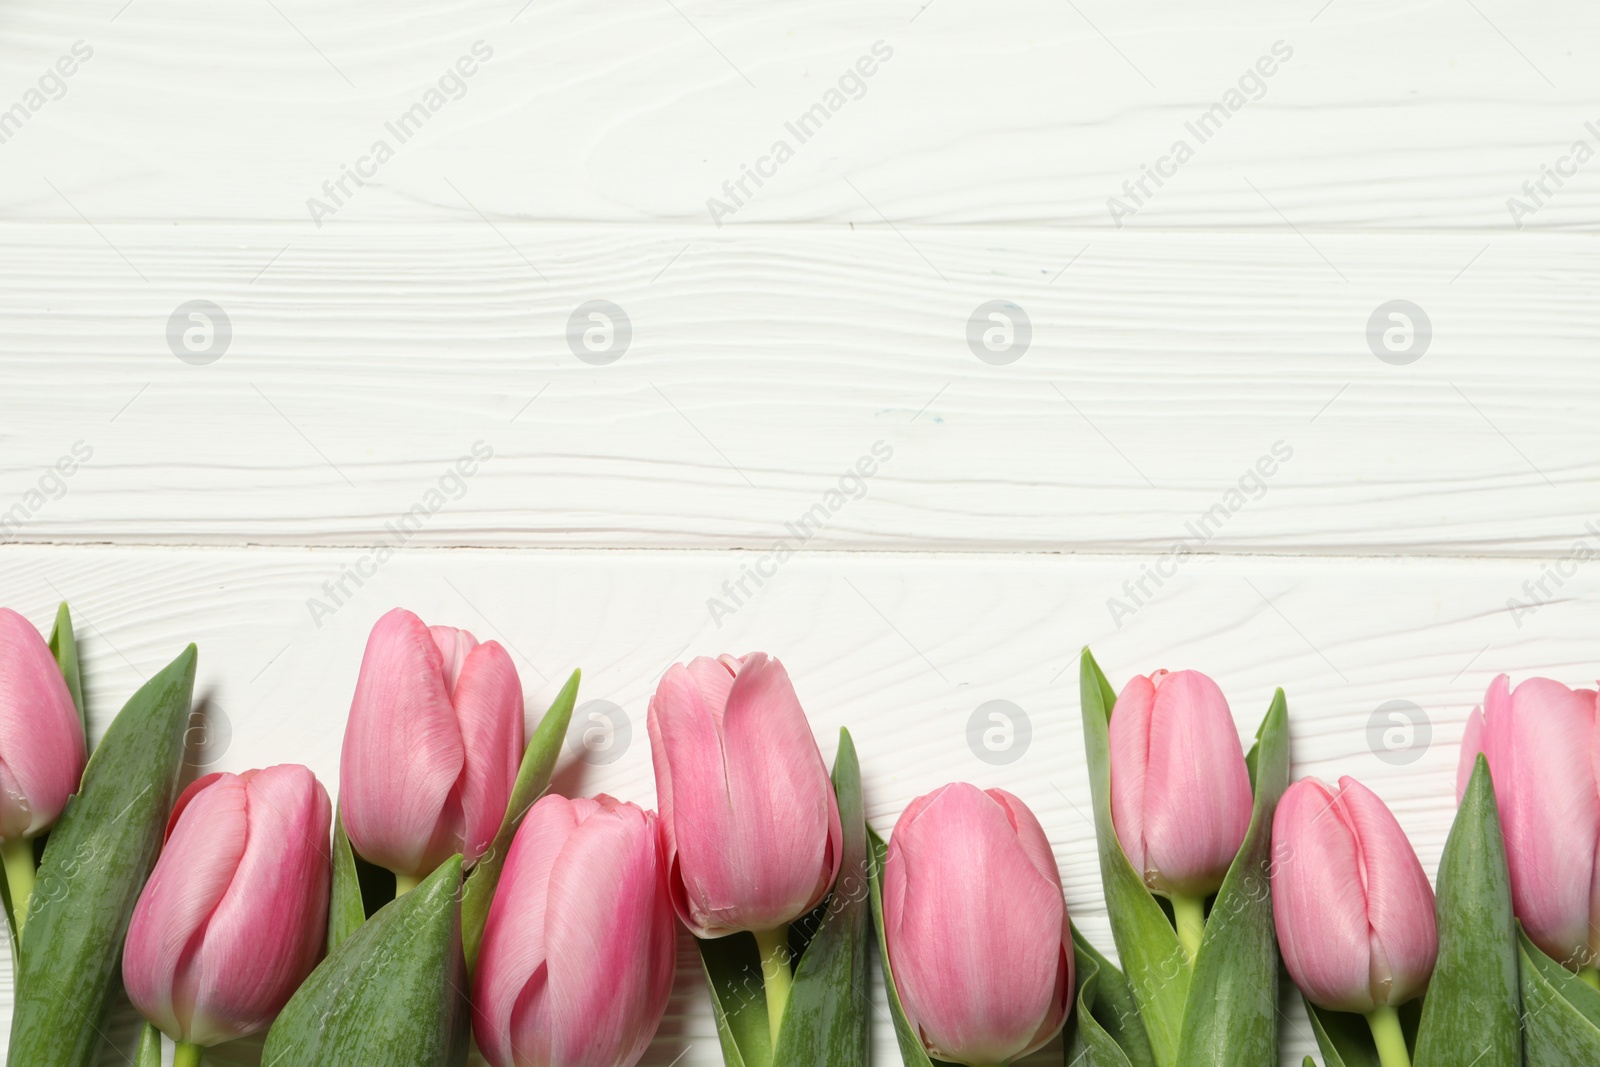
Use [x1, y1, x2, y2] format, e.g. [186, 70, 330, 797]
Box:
[1365, 1004, 1411, 1067]
[2, 838, 36, 936]
[1580, 966, 1600, 990]
[1171, 893, 1206, 962]
[754, 926, 794, 1046]
[394, 873, 421, 897]
[174, 1040, 204, 1067]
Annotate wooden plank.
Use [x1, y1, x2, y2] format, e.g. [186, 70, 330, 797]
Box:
[1, 225, 1596, 556]
[0, 1, 1595, 227]
[0, 544, 1584, 1064]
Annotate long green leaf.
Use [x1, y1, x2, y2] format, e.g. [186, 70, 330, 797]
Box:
[866, 827, 946, 1067]
[773, 729, 871, 1067]
[263, 855, 470, 1066]
[1071, 923, 1157, 1067]
[460, 668, 579, 972]
[1174, 690, 1290, 1067]
[1080, 648, 1189, 1067]
[1067, 953, 1135, 1067]
[1412, 754, 1521, 1067]
[327, 801, 366, 953]
[47, 601, 86, 735]
[1305, 1003, 1381, 1067]
[701, 930, 771, 1067]
[7, 645, 198, 1067]
[1518, 924, 1600, 1065]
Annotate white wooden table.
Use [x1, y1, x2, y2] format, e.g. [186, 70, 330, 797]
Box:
[2, 1, 1597, 1063]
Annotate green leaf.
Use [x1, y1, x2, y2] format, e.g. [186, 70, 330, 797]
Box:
[327, 802, 366, 953]
[1071, 923, 1158, 1067]
[866, 826, 949, 1067]
[1080, 648, 1189, 1067]
[701, 931, 772, 1067]
[1304, 1003, 1381, 1067]
[263, 855, 470, 1067]
[47, 602, 86, 737]
[1174, 690, 1290, 1067]
[771, 729, 871, 1067]
[460, 668, 579, 972]
[1412, 754, 1521, 1067]
[1518, 924, 1600, 1065]
[7, 645, 198, 1067]
[1064, 926, 1160, 1067]
[135, 1022, 162, 1067]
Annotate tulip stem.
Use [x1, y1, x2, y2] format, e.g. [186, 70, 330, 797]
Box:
[1365, 1005, 1411, 1067]
[394, 873, 421, 897]
[1581, 966, 1600, 990]
[174, 1040, 203, 1067]
[1171, 894, 1206, 962]
[2, 838, 35, 936]
[754, 927, 793, 1046]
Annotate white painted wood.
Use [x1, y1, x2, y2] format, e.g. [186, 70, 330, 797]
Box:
[0, 546, 1587, 1064]
[1, 0, 1597, 227]
[3, 225, 1598, 558]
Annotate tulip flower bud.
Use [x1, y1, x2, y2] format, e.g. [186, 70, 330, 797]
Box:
[341, 607, 524, 884]
[123, 765, 332, 1050]
[646, 652, 842, 939]
[1272, 776, 1437, 1015]
[882, 784, 1073, 1067]
[473, 794, 675, 1067]
[1108, 669, 1253, 898]
[1459, 674, 1600, 969]
[0, 606, 87, 844]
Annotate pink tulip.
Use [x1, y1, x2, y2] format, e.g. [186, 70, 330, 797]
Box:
[0, 607, 86, 843]
[1272, 776, 1437, 1014]
[1108, 669, 1253, 897]
[341, 608, 524, 881]
[123, 765, 331, 1047]
[883, 784, 1073, 1067]
[1458, 674, 1600, 968]
[473, 794, 675, 1067]
[647, 652, 842, 938]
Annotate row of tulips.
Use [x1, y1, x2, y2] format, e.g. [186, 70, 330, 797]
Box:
[2, 604, 1599, 1067]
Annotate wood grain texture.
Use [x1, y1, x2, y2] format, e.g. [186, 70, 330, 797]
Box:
[0, 0, 1597, 227]
[2, 225, 1597, 557]
[0, 545, 1589, 1064]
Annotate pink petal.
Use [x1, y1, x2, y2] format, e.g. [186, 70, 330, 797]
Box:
[1337, 777, 1436, 1006]
[429, 625, 479, 697]
[647, 663, 740, 936]
[186, 765, 331, 1044]
[1480, 675, 1600, 966]
[123, 775, 250, 1039]
[1107, 673, 1156, 878]
[474, 795, 578, 1067]
[1271, 779, 1376, 1013]
[341, 608, 464, 877]
[685, 656, 738, 732]
[717, 652, 841, 933]
[1457, 706, 1486, 803]
[545, 802, 675, 1067]
[885, 784, 1067, 1065]
[1141, 670, 1252, 896]
[451, 640, 524, 868]
[0, 608, 86, 839]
